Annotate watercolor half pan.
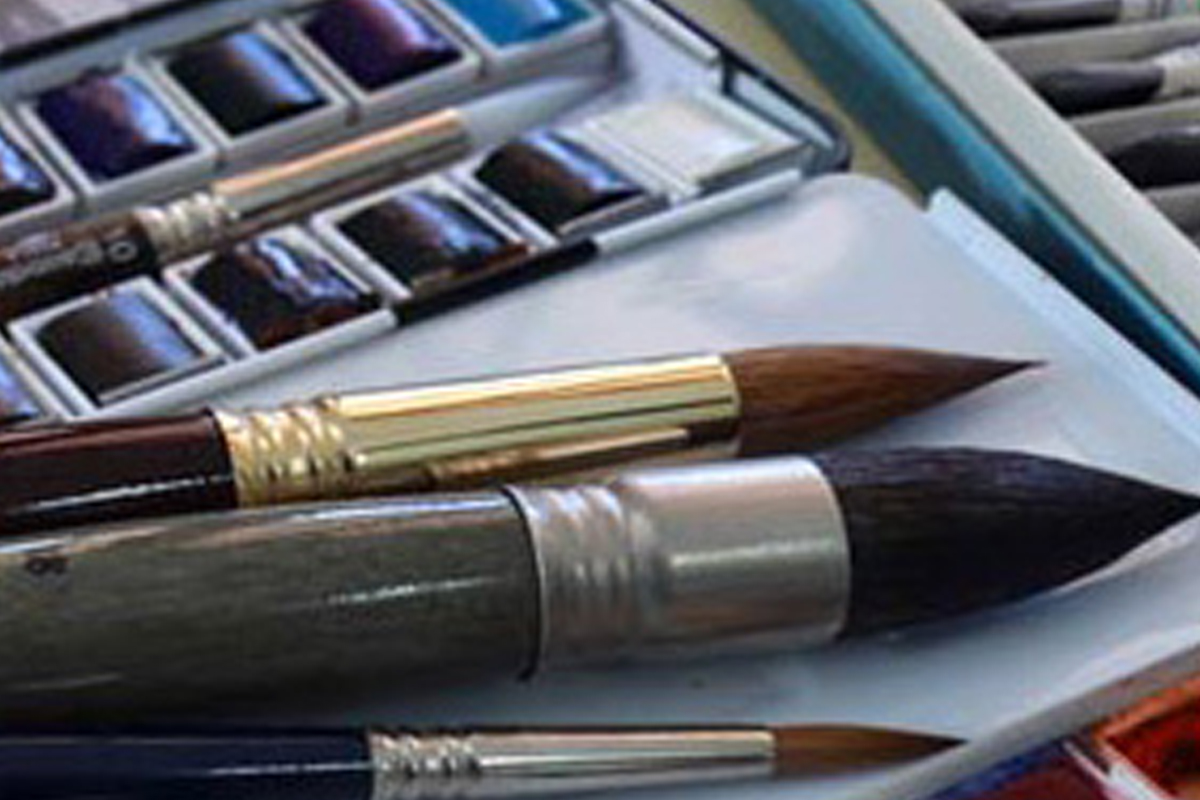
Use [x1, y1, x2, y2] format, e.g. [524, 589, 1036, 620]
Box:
[585, 90, 806, 196]
[1086, 671, 1200, 799]
[16, 63, 217, 210]
[151, 24, 350, 167]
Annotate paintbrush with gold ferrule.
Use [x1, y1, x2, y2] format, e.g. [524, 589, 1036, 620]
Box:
[0, 344, 1033, 536]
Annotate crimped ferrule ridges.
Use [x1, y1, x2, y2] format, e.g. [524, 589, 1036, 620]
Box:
[367, 729, 774, 799]
[215, 356, 741, 507]
[215, 403, 352, 507]
[136, 192, 236, 264]
[370, 731, 483, 800]
[509, 457, 851, 669]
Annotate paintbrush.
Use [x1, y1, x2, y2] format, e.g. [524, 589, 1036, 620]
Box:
[1105, 126, 1200, 187]
[0, 74, 602, 322]
[0, 448, 1191, 721]
[0, 344, 1030, 536]
[1033, 40, 1200, 114]
[0, 724, 960, 799]
[959, 0, 1200, 36]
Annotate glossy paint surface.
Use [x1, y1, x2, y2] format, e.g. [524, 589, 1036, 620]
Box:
[38, 291, 204, 403]
[193, 238, 378, 349]
[0, 357, 40, 428]
[1092, 672, 1200, 798]
[169, 30, 325, 136]
[340, 190, 526, 291]
[306, 0, 461, 90]
[37, 71, 195, 181]
[441, 0, 590, 46]
[0, 130, 53, 215]
[475, 131, 643, 232]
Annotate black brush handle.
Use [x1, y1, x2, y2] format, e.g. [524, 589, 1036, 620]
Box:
[1033, 61, 1164, 114]
[961, 0, 1121, 36]
[0, 731, 371, 800]
[1107, 126, 1200, 188]
[0, 493, 540, 723]
[0, 214, 161, 322]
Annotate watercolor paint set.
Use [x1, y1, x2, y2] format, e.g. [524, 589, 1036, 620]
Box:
[929, 669, 1200, 799]
[0, 0, 844, 422]
[17, 2, 1200, 800]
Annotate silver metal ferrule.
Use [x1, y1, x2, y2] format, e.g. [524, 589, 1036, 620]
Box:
[135, 192, 237, 264]
[368, 728, 774, 799]
[508, 457, 851, 669]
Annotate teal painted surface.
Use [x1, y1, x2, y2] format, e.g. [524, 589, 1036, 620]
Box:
[440, 0, 591, 46]
[752, 0, 1200, 393]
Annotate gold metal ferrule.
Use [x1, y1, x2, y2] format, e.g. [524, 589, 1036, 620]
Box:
[215, 355, 741, 507]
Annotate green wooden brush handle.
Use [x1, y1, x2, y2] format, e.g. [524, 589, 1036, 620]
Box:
[0, 493, 538, 723]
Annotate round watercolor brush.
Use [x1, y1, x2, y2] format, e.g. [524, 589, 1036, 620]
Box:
[0, 344, 1032, 536]
[1106, 126, 1200, 187]
[0, 724, 960, 799]
[0, 74, 602, 322]
[1033, 41, 1200, 114]
[958, 0, 1200, 37]
[0, 448, 1190, 721]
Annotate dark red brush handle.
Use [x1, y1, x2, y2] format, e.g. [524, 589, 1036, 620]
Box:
[0, 414, 237, 537]
[0, 214, 161, 322]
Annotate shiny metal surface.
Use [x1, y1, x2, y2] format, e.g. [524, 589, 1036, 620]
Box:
[368, 728, 773, 799]
[510, 456, 850, 668]
[213, 109, 470, 218]
[216, 355, 740, 506]
[137, 192, 235, 264]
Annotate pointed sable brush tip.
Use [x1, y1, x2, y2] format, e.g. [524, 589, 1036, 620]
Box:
[815, 449, 1200, 635]
[772, 726, 962, 777]
[726, 346, 1036, 455]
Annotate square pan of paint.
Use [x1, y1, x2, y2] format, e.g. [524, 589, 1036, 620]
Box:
[584, 90, 805, 196]
[0, 112, 75, 241]
[284, 0, 481, 122]
[428, 0, 610, 76]
[149, 24, 350, 169]
[1087, 671, 1200, 798]
[314, 178, 534, 298]
[473, 130, 665, 239]
[166, 229, 382, 354]
[10, 278, 224, 411]
[0, 344, 51, 429]
[927, 744, 1110, 800]
[16, 63, 217, 212]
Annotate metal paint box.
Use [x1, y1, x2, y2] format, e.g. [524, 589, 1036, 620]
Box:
[0, 0, 846, 417]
